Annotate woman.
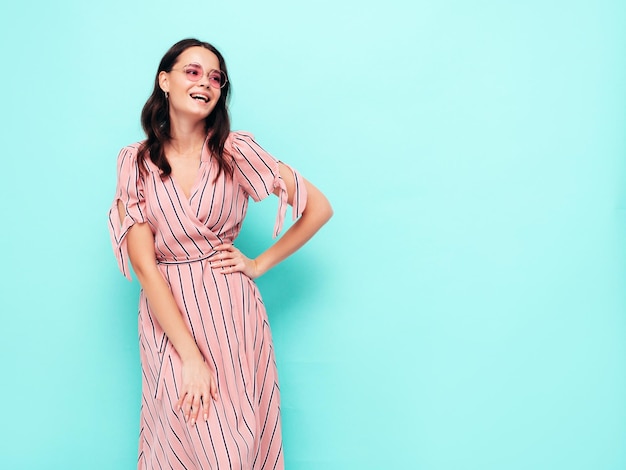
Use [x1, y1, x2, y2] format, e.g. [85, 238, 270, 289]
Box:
[108, 38, 333, 469]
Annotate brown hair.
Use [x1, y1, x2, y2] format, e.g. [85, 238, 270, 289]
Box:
[138, 38, 232, 176]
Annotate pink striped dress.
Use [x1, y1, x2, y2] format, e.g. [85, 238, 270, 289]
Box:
[108, 131, 307, 470]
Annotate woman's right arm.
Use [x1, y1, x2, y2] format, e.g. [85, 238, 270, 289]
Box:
[119, 202, 217, 425]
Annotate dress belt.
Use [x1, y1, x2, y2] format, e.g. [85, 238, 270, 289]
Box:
[157, 251, 217, 265]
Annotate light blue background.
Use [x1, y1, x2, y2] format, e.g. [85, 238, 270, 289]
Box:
[1, 1, 625, 469]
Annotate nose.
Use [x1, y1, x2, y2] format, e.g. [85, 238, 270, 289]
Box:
[197, 72, 211, 88]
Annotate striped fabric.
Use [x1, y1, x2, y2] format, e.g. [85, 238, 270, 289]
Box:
[108, 132, 307, 470]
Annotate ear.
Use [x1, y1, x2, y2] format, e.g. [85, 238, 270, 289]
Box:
[158, 71, 169, 93]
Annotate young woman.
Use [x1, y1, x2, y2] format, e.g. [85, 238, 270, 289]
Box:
[109, 38, 332, 469]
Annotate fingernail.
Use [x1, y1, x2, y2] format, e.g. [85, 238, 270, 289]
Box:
[191, 419, 195, 426]
[204, 413, 208, 421]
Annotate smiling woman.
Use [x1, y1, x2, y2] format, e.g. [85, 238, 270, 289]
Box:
[108, 38, 333, 470]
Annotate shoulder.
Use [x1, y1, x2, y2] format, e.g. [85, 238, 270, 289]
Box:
[227, 131, 273, 165]
[116, 141, 151, 171]
[116, 141, 142, 160]
[227, 130, 256, 151]
[118, 141, 146, 157]
[226, 131, 280, 197]
[226, 130, 277, 166]
[227, 130, 275, 161]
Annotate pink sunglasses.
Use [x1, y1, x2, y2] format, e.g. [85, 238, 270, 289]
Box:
[172, 63, 228, 89]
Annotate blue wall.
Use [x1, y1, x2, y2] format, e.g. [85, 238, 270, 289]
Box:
[1, 1, 625, 468]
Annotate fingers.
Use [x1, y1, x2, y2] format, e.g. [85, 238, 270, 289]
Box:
[177, 361, 219, 426]
[180, 393, 200, 425]
[213, 243, 234, 253]
[175, 394, 185, 412]
[180, 392, 195, 424]
[211, 258, 241, 273]
[177, 376, 219, 425]
[211, 377, 218, 401]
[211, 245, 243, 273]
[213, 245, 238, 261]
[210, 246, 258, 278]
[202, 396, 209, 422]
[178, 391, 212, 425]
[191, 395, 201, 425]
[201, 377, 218, 421]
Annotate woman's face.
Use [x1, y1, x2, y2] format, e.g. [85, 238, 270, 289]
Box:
[159, 46, 223, 123]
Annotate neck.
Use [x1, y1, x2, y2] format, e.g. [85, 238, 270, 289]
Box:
[168, 116, 207, 155]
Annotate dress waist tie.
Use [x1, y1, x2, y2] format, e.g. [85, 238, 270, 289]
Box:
[157, 251, 218, 265]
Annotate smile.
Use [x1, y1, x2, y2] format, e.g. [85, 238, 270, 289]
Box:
[190, 93, 209, 102]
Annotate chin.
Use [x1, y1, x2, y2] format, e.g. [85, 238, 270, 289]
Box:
[188, 108, 216, 121]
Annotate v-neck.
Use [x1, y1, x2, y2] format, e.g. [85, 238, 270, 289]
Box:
[169, 163, 204, 202]
[168, 138, 210, 202]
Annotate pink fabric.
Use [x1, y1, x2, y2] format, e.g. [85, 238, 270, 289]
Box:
[108, 131, 307, 469]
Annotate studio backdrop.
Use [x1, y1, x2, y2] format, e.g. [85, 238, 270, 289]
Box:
[1, 0, 625, 469]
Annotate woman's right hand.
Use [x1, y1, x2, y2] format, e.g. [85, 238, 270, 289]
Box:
[176, 356, 218, 426]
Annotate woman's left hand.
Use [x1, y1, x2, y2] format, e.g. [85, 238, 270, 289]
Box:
[211, 244, 261, 278]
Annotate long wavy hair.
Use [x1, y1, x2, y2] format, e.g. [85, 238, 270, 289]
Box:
[137, 38, 232, 176]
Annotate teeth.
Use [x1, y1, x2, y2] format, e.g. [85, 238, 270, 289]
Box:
[191, 94, 208, 102]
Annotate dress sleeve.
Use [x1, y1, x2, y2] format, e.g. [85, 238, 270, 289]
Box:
[108, 145, 147, 280]
[230, 131, 308, 237]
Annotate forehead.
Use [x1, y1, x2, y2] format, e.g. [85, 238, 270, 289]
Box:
[175, 46, 220, 69]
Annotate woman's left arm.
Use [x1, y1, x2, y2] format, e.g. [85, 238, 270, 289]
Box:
[212, 162, 333, 278]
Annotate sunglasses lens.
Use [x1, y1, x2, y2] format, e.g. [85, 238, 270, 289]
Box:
[209, 71, 225, 88]
[184, 65, 202, 81]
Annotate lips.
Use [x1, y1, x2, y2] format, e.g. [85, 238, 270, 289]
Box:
[190, 93, 209, 102]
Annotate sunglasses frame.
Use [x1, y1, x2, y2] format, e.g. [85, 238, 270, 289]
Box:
[172, 63, 228, 89]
